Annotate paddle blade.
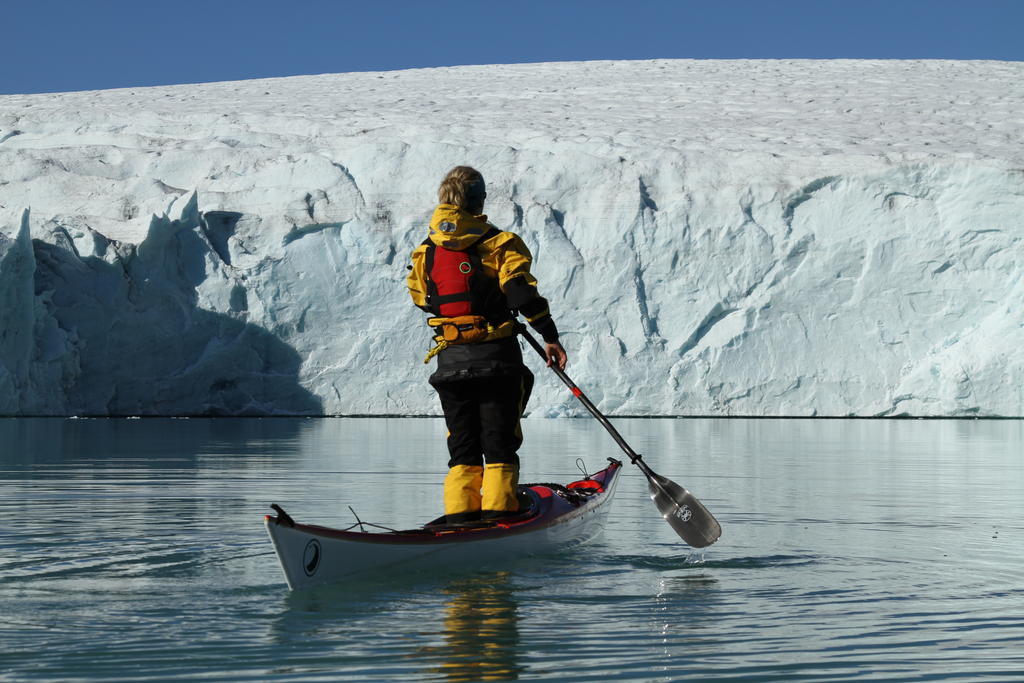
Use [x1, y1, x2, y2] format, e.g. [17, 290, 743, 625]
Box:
[646, 470, 722, 548]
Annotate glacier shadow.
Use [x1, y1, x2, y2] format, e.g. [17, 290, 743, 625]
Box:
[0, 416, 311, 466]
[30, 228, 323, 416]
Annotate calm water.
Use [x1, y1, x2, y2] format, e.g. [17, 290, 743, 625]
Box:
[1, 417, 1022, 681]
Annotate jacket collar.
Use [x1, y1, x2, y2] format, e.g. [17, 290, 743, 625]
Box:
[428, 204, 493, 250]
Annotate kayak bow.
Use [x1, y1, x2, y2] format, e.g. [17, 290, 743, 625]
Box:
[265, 459, 622, 590]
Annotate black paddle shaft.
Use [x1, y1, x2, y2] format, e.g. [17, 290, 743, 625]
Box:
[518, 328, 643, 465]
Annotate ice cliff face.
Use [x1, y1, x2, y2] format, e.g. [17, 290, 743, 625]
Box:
[1, 60, 1022, 416]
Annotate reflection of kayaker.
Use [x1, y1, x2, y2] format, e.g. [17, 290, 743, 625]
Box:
[433, 572, 522, 682]
[407, 166, 567, 524]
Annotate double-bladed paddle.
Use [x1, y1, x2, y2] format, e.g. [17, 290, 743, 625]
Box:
[519, 327, 722, 548]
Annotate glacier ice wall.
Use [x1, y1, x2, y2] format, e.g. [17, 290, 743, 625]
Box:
[1, 60, 1022, 416]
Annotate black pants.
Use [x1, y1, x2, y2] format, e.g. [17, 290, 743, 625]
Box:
[433, 371, 534, 468]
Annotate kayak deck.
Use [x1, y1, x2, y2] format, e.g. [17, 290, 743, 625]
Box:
[265, 458, 622, 589]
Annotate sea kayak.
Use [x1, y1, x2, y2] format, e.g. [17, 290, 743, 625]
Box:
[265, 458, 623, 590]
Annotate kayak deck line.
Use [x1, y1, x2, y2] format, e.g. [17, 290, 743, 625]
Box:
[264, 458, 623, 589]
[267, 459, 620, 544]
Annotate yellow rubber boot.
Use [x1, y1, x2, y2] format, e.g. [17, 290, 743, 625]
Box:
[444, 465, 483, 523]
[481, 463, 519, 519]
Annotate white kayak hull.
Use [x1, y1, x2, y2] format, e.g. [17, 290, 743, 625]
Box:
[265, 460, 622, 590]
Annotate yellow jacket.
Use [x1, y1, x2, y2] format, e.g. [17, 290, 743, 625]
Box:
[406, 205, 549, 323]
[407, 205, 559, 364]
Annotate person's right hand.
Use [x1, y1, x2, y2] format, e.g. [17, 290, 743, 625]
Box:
[545, 342, 568, 371]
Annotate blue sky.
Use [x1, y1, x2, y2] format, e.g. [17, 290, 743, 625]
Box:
[2, 0, 1021, 94]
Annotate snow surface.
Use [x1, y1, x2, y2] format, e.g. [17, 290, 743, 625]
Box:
[1, 59, 1022, 416]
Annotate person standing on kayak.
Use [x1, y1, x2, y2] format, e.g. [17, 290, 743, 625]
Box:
[407, 166, 567, 524]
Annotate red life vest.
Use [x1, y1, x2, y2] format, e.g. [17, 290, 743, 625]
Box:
[428, 246, 476, 317]
[418, 229, 521, 359]
[423, 227, 504, 319]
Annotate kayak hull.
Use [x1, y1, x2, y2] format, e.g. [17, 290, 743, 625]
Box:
[265, 460, 622, 590]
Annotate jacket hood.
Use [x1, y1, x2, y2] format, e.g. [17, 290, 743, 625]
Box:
[427, 204, 494, 250]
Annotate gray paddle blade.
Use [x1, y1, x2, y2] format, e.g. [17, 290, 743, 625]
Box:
[647, 471, 722, 548]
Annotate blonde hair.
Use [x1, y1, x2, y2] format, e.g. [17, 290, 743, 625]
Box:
[438, 166, 486, 211]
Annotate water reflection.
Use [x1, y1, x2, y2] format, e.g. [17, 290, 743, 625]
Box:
[270, 572, 523, 681]
[424, 573, 522, 682]
[3, 417, 1024, 681]
[0, 417, 311, 585]
[0, 416, 310, 466]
